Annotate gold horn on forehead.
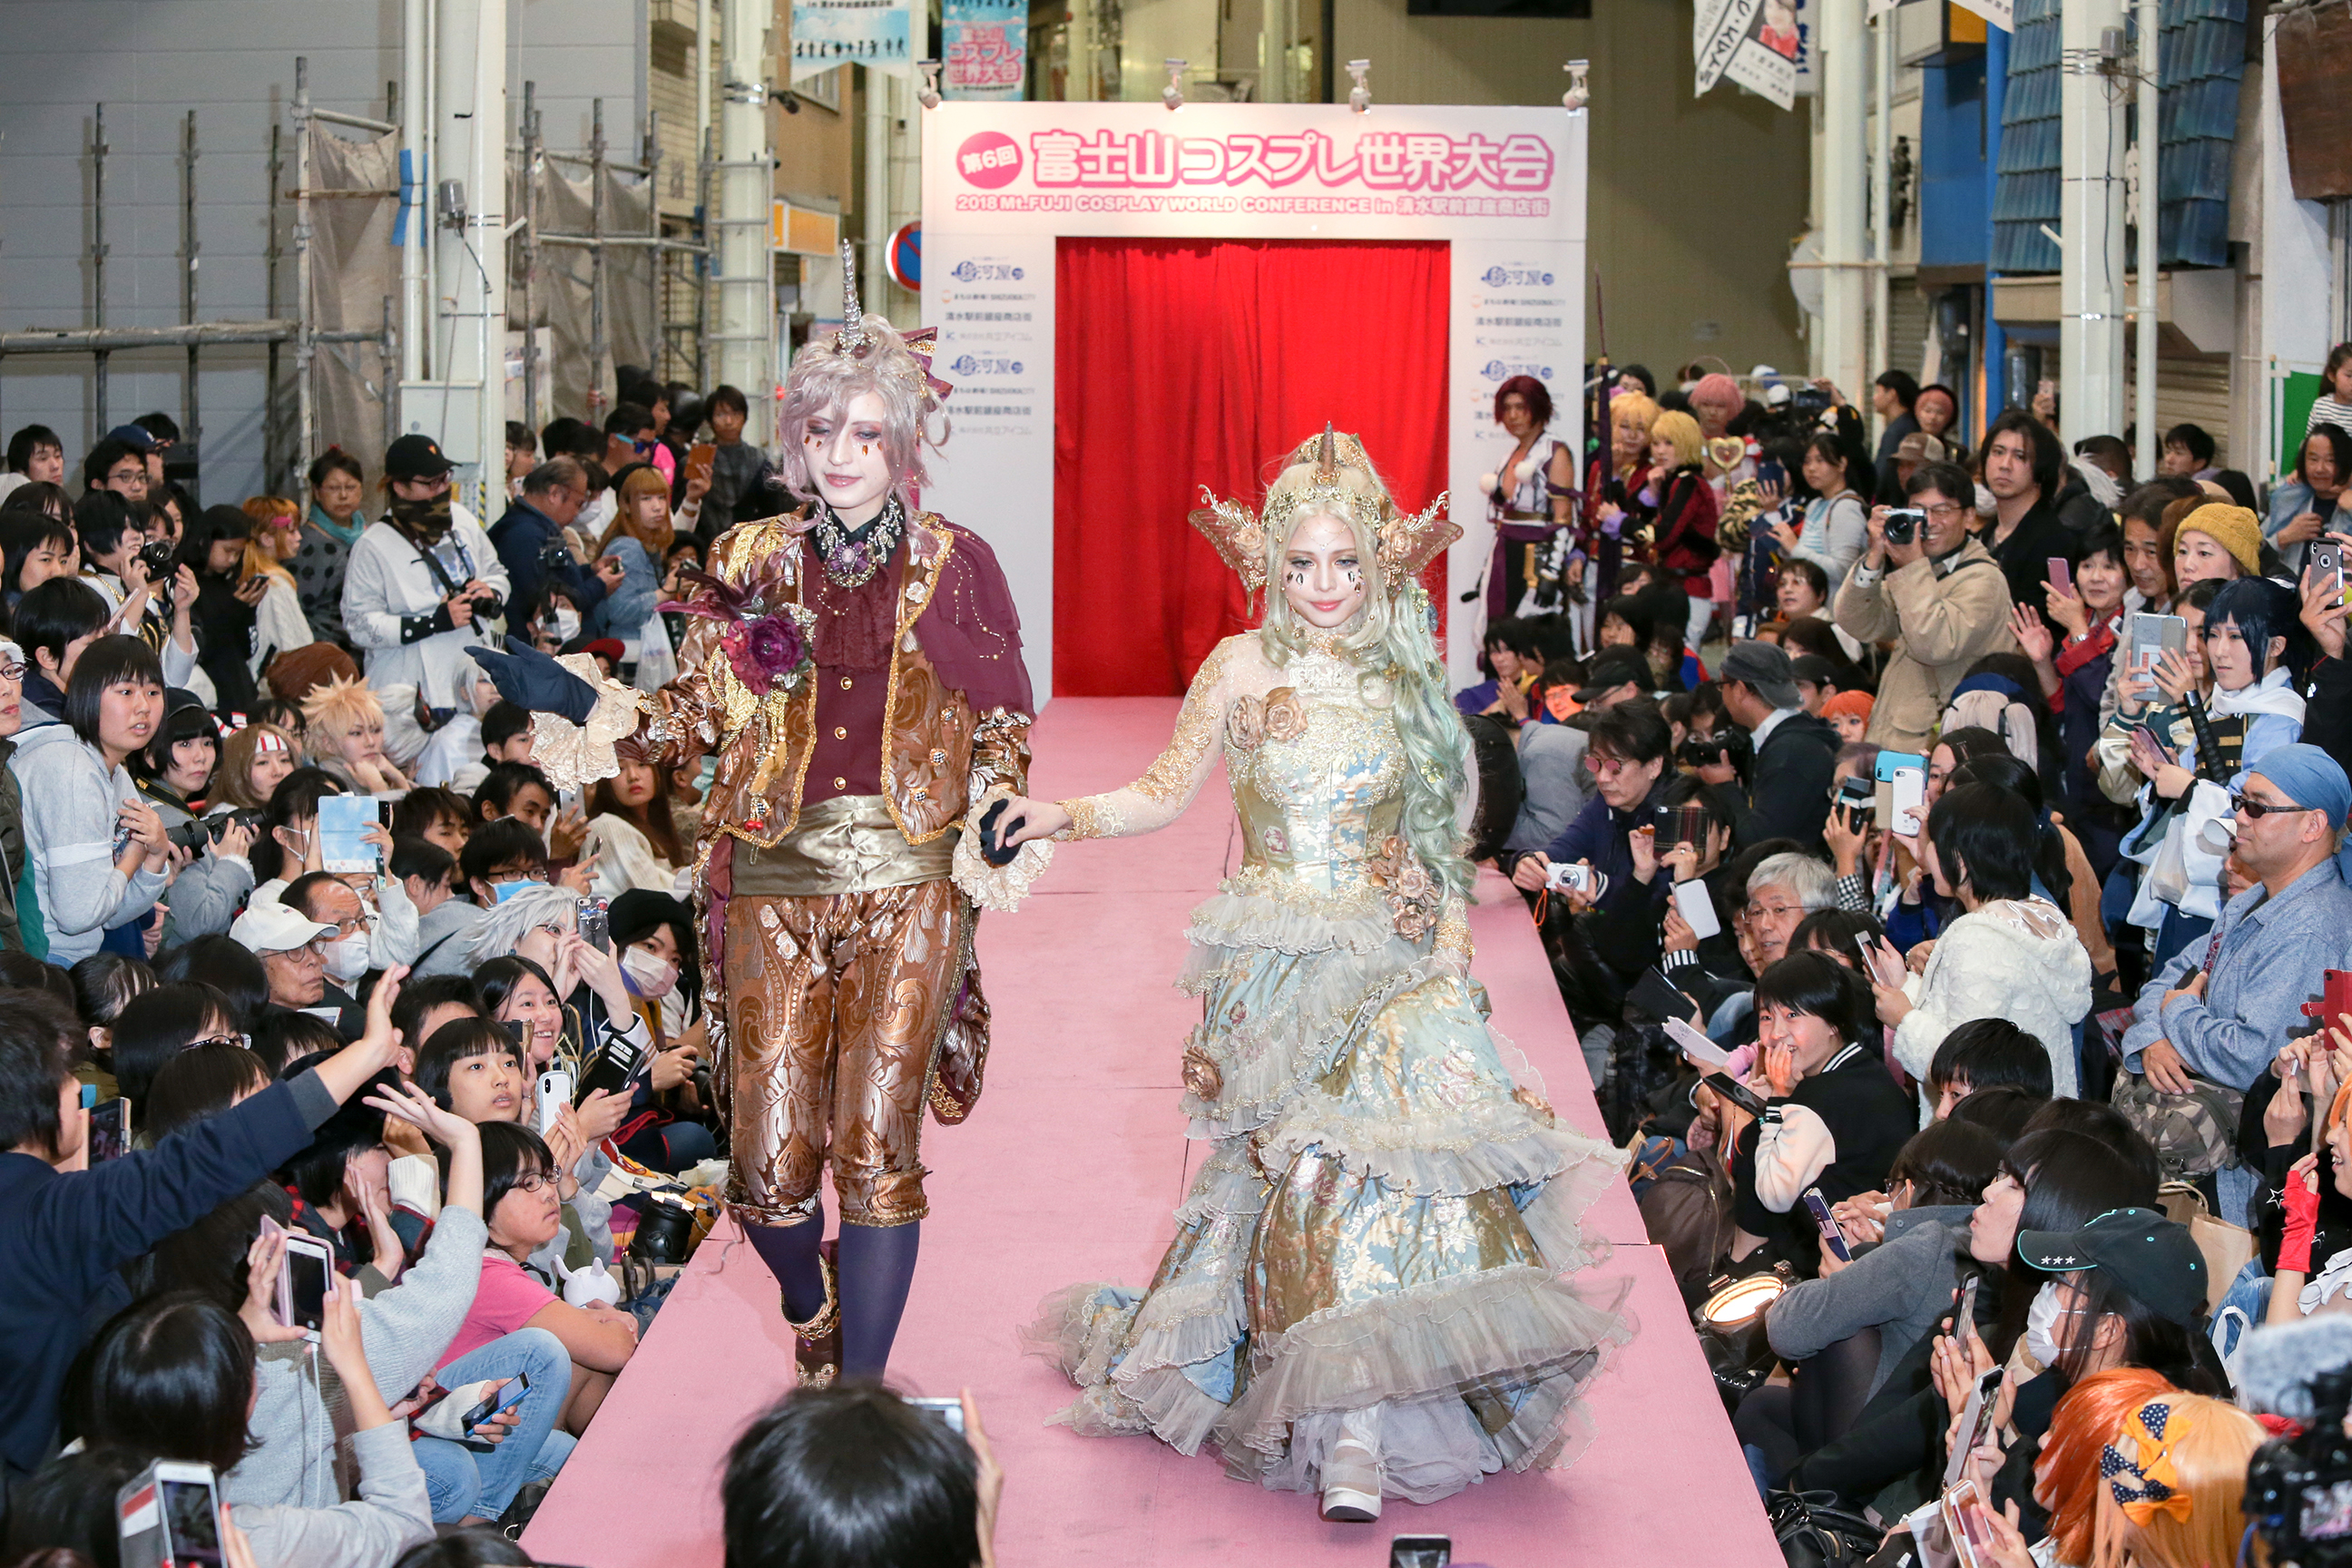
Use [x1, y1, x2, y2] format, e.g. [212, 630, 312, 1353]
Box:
[1315, 422, 1338, 481]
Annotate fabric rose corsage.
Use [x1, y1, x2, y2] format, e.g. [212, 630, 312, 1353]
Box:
[1227, 694, 1267, 750]
[663, 563, 817, 698]
[1368, 834, 1443, 942]
[1262, 687, 1307, 744]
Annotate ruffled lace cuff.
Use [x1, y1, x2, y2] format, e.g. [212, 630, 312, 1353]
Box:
[529, 655, 653, 793]
[952, 790, 1054, 911]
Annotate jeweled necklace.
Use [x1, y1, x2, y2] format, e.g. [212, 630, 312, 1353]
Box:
[812, 494, 906, 587]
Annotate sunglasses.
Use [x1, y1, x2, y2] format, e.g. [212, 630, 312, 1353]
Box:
[2229, 789, 2320, 820]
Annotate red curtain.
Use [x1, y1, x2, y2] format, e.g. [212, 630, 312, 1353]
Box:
[1053, 238, 1449, 696]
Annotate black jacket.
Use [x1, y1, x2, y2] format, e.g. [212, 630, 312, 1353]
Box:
[1984, 499, 2078, 636]
[490, 499, 610, 633]
[0, 1070, 339, 1476]
[1736, 710, 1840, 850]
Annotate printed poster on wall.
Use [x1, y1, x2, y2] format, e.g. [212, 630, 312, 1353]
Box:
[1695, 0, 1803, 110]
[944, 0, 1027, 100]
[791, 0, 913, 83]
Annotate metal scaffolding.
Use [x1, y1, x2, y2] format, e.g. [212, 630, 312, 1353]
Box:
[0, 64, 714, 500]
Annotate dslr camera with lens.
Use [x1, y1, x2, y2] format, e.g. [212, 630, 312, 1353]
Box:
[1677, 727, 1751, 777]
[163, 807, 265, 854]
[1883, 507, 1925, 547]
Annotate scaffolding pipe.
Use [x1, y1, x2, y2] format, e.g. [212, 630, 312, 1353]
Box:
[266, 123, 285, 489]
[1871, 11, 1892, 407]
[434, 0, 509, 505]
[294, 62, 316, 495]
[647, 111, 663, 380]
[183, 110, 201, 485]
[695, 122, 711, 389]
[401, 0, 426, 385]
[591, 98, 608, 412]
[92, 103, 110, 433]
[380, 295, 400, 452]
[2134, 0, 2159, 477]
[715, 0, 770, 429]
[521, 82, 542, 435]
[863, 69, 887, 320]
[0, 322, 363, 352]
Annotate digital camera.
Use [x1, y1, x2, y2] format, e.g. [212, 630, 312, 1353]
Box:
[1884, 508, 1925, 546]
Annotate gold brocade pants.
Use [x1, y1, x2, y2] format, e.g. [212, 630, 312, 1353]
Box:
[720, 877, 961, 1229]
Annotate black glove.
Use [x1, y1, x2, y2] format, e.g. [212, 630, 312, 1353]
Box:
[471, 635, 600, 726]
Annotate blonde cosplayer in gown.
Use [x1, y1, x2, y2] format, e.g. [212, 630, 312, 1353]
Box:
[1020, 431, 1634, 1517]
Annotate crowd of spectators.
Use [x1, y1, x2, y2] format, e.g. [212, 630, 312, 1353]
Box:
[1465, 357, 2352, 1563]
[0, 387, 1021, 1568]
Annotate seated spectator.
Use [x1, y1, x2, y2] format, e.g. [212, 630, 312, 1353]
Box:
[1772, 557, 1833, 626]
[14, 575, 110, 729]
[12, 634, 179, 963]
[2006, 516, 2136, 877]
[230, 899, 339, 1019]
[1865, 781, 2092, 1107]
[304, 675, 415, 794]
[1708, 953, 1916, 1273]
[393, 837, 468, 976]
[1455, 616, 1537, 717]
[1820, 689, 1872, 744]
[1924, 1017, 2056, 1118]
[436, 1121, 638, 1436]
[408, 662, 505, 796]
[71, 1288, 435, 1564]
[393, 785, 475, 858]
[2121, 745, 2352, 1219]
[582, 744, 687, 898]
[108, 982, 242, 1138]
[274, 1049, 404, 1283]
[1510, 700, 1676, 919]
[0, 975, 404, 1480]
[209, 721, 299, 820]
[473, 760, 564, 848]
[479, 702, 538, 769]
[0, 505, 76, 618]
[1741, 1117, 2004, 1482]
[1716, 640, 1838, 848]
[2, 1444, 154, 1566]
[1606, 776, 1740, 985]
[68, 951, 154, 1065]
[1947, 751, 2116, 997]
[133, 690, 256, 941]
[722, 1385, 999, 1568]
[176, 505, 266, 714]
[1781, 616, 1871, 695]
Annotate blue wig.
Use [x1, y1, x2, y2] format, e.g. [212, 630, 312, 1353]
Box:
[2204, 576, 2307, 681]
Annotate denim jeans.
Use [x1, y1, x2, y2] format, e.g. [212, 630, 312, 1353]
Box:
[414, 1327, 577, 1521]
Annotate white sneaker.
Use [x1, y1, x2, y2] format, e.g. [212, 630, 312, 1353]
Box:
[1319, 1436, 1383, 1524]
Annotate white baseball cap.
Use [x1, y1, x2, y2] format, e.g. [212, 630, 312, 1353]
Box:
[230, 901, 337, 956]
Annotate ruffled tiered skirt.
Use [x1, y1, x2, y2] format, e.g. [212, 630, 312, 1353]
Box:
[1024, 877, 1636, 1503]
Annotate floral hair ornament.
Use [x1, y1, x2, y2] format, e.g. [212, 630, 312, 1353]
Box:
[2101, 1398, 2196, 1525]
[1189, 423, 1456, 597]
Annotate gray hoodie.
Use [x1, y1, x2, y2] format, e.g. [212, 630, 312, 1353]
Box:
[230, 1421, 434, 1568]
[144, 792, 255, 941]
[1765, 1203, 1975, 1399]
[6, 723, 168, 963]
[227, 1206, 489, 1511]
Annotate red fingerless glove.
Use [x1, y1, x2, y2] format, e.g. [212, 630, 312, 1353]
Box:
[2281, 1178, 2323, 1276]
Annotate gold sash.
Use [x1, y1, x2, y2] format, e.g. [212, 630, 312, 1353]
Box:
[730, 794, 958, 897]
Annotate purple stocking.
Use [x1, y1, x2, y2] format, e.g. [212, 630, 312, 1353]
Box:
[743, 1214, 828, 1323]
[836, 1220, 921, 1380]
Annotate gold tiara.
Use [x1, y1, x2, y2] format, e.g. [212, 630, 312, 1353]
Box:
[1190, 425, 1455, 595]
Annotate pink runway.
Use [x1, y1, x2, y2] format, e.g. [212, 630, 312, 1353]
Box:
[524, 698, 1783, 1566]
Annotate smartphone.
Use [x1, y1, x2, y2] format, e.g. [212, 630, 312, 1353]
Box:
[1887, 766, 1926, 837]
[574, 1034, 644, 1105]
[117, 1458, 227, 1568]
[1941, 1477, 1995, 1568]
[2314, 540, 2348, 605]
[1671, 877, 1721, 939]
[1703, 1072, 1769, 1117]
[278, 1235, 334, 1341]
[1955, 1272, 1982, 1339]
[2045, 555, 2073, 597]
[906, 1395, 966, 1435]
[88, 1096, 131, 1163]
[316, 793, 384, 875]
[1663, 1016, 1732, 1070]
[1944, 1367, 2006, 1486]
[535, 1070, 573, 1135]
[1854, 932, 1882, 972]
[576, 897, 610, 954]
[1872, 750, 1926, 833]
[686, 441, 717, 491]
[1755, 457, 1787, 491]
[1627, 966, 1700, 1028]
[1390, 1538, 1453, 1568]
[1655, 801, 1708, 849]
[458, 1372, 533, 1453]
[2126, 611, 2189, 672]
[1802, 1187, 1852, 1263]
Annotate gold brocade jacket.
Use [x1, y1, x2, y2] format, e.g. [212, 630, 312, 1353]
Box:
[642, 511, 1034, 855]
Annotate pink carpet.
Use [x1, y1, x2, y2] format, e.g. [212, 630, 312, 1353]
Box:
[524, 698, 1782, 1566]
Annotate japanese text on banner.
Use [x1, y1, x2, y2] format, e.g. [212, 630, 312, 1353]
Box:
[944, 0, 1027, 100]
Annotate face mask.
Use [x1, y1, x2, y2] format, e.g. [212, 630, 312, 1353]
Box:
[388, 492, 455, 542]
[2023, 1280, 2069, 1367]
[323, 933, 371, 985]
[490, 879, 534, 904]
[551, 606, 582, 641]
[621, 946, 678, 998]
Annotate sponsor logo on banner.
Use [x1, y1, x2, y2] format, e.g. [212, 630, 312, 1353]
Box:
[949, 354, 1025, 375]
[949, 259, 1027, 280]
[944, 0, 1027, 99]
[792, 0, 912, 83]
[1481, 264, 1555, 287]
[1482, 358, 1558, 381]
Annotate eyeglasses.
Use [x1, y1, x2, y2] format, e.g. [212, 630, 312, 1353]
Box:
[186, 1033, 251, 1052]
[0, 660, 24, 683]
[1743, 899, 1805, 923]
[2229, 789, 2320, 820]
[509, 1171, 555, 1194]
[1918, 502, 1966, 522]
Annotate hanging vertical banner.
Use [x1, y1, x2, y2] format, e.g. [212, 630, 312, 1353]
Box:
[943, 0, 1028, 100]
[791, 0, 914, 83]
[1790, 0, 1819, 94]
[1695, 0, 1801, 110]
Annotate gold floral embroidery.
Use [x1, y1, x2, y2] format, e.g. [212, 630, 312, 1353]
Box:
[1057, 796, 1113, 841]
[1367, 834, 1442, 941]
[1262, 687, 1307, 743]
[1132, 639, 1241, 801]
[1227, 694, 1268, 750]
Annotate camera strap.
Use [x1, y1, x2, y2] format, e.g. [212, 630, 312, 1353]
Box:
[388, 519, 474, 600]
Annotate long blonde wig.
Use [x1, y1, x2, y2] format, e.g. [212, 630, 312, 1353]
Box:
[1254, 434, 1472, 901]
[2092, 1392, 2262, 1568]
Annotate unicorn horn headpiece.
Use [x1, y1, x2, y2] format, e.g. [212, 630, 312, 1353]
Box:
[838, 239, 868, 352]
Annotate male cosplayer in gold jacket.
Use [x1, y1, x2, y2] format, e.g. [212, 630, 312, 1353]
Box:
[479, 264, 1044, 1383]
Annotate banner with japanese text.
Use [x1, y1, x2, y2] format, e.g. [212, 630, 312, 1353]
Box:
[943, 0, 1027, 99]
[920, 103, 1586, 691]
